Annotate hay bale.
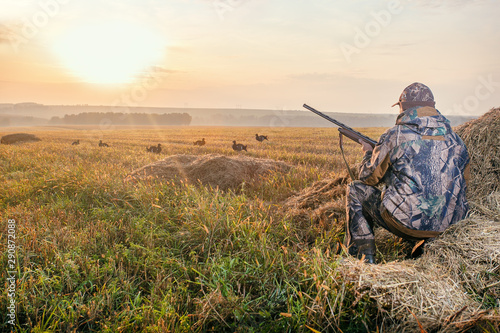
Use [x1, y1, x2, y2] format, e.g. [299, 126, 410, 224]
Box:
[282, 176, 349, 242]
[454, 108, 500, 197]
[1, 133, 41, 145]
[125, 154, 292, 191]
[338, 193, 500, 331]
[423, 192, 500, 304]
[339, 257, 484, 332]
[280, 109, 500, 330]
[281, 168, 362, 243]
[284, 176, 499, 330]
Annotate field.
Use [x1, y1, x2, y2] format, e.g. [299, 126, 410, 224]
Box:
[0, 125, 497, 332]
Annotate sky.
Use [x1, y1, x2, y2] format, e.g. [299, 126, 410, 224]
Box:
[0, 0, 499, 115]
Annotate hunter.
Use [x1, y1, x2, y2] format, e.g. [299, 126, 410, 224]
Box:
[345, 82, 470, 264]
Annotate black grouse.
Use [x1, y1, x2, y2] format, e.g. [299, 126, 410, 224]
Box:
[193, 138, 206, 146]
[146, 143, 162, 154]
[232, 140, 247, 152]
[255, 134, 268, 142]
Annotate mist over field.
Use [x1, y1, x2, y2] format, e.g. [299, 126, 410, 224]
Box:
[0, 103, 476, 128]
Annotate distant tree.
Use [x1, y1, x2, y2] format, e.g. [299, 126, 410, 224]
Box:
[48, 112, 192, 126]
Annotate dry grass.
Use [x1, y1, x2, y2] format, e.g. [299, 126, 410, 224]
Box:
[455, 108, 500, 197]
[124, 153, 292, 192]
[1, 121, 499, 332]
[278, 109, 500, 332]
[338, 191, 500, 332]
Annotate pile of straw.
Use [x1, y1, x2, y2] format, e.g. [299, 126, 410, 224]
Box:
[339, 191, 500, 331]
[282, 172, 356, 244]
[1, 133, 41, 144]
[423, 192, 500, 306]
[339, 257, 484, 332]
[283, 176, 348, 224]
[282, 109, 500, 331]
[455, 108, 500, 197]
[125, 154, 291, 191]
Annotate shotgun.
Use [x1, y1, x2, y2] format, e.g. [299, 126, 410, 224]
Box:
[303, 104, 377, 148]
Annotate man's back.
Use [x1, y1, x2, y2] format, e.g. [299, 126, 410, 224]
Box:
[359, 106, 469, 232]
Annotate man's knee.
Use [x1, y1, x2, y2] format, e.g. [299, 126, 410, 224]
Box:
[347, 180, 374, 202]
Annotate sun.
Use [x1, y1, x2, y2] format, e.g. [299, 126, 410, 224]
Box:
[52, 20, 164, 84]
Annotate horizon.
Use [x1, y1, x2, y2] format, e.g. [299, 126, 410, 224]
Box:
[0, 101, 483, 117]
[1, 1, 499, 117]
[0, 102, 478, 129]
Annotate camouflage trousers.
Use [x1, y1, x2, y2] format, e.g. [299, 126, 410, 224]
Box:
[344, 181, 391, 255]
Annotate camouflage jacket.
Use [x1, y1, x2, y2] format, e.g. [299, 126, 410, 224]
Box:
[359, 106, 469, 232]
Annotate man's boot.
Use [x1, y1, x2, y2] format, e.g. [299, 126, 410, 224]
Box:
[355, 239, 376, 264]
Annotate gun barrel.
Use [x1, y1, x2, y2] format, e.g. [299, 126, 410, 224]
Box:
[303, 104, 346, 128]
[303, 103, 377, 147]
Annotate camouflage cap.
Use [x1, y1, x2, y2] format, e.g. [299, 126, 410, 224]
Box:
[392, 82, 436, 109]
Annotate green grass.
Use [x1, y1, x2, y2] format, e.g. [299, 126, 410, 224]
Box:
[1, 125, 394, 332]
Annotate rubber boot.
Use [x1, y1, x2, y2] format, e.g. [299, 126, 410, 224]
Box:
[355, 239, 376, 264]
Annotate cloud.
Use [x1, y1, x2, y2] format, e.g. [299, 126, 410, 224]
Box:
[0, 24, 12, 43]
[133, 66, 184, 80]
[149, 66, 183, 75]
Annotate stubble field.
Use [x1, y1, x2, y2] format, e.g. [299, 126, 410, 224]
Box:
[1, 125, 494, 332]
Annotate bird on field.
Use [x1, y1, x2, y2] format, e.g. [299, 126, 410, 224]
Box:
[255, 134, 268, 142]
[99, 140, 109, 147]
[72, 139, 80, 145]
[232, 140, 247, 152]
[146, 143, 162, 154]
[193, 138, 206, 146]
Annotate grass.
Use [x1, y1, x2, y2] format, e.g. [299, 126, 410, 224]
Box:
[0, 125, 420, 332]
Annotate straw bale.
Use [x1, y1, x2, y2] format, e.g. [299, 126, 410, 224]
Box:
[281, 175, 351, 243]
[455, 108, 500, 197]
[337, 193, 500, 331]
[282, 109, 500, 330]
[339, 257, 484, 332]
[423, 192, 500, 303]
[282, 167, 359, 225]
[283, 176, 348, 222]
[125, 154, 291, 191]
[1, 133, 41, 144]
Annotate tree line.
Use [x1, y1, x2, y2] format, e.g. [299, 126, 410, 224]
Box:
[49, 112, 192, 126]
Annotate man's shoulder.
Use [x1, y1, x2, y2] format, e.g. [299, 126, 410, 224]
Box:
[379, 123, 410, 141]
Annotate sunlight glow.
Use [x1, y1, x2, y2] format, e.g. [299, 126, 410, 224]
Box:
[52, 21, 165, 84]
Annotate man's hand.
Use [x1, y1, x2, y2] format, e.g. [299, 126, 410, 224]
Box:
[359, 139, 374, 153]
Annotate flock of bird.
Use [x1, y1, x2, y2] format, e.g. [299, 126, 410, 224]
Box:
[70, 133, 269, 154]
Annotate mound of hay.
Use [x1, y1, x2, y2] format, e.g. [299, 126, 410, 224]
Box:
[282, 175, 349, 243]
[1, 133, 41, 145]
[125, 154, 292, 191]
[338, 192, 500, 331]
[282, 161, 499, 329]
[423, 192, 500, 304]
[283, 176, 349, 224]
[339, 256, 494, 332]
[455, 108, 500, 197]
